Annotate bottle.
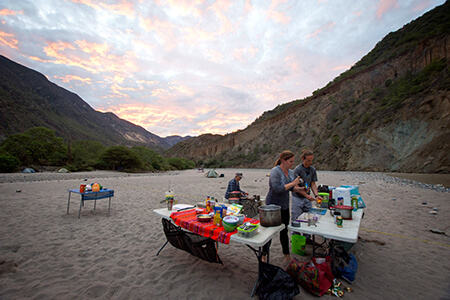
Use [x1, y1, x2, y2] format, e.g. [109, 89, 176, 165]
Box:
[206, 196, 211, 212]
[214, 211, 222, 226]
[92, 182, 100, 192]
[351, 196, 358, 211]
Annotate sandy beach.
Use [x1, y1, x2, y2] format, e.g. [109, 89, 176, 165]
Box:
[0, 169, 449, 299]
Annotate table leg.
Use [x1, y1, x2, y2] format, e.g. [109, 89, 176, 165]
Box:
[108, 197, 111, 215]
[157, 240, 169, 256]
[78, 199, 83, 219]
[330, 239, 335, 270]
[67, 192, 72, 214]
[312, 235, 316, 257]
[246, 244, 267, 298]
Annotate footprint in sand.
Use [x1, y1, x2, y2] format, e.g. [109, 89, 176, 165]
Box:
[112, 268, 127, 279]
[86, 284, 109, 298]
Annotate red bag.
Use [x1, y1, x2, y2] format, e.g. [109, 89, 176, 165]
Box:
[286, 256, 334, 297]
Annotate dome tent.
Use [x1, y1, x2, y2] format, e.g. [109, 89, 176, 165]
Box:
[205, 168, 218, 178]
[22, 167, 35, 173]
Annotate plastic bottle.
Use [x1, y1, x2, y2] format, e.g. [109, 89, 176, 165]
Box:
[206, 196, 211, 212]
[351, 196, 358, 211]
[92, 182, 100, 192]
[214, 211, 222, 226]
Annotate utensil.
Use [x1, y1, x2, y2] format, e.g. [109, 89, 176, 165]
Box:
[332, 205, 353, 219]
[177, 206, 196, 212]
[258, 204, 281, 227]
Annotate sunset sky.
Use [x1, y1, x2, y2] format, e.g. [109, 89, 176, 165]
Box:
[0, 0, 445, 137]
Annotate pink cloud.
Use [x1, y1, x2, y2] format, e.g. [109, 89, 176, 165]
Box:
[70, 0, 135, 17]
[166, 0, 204, 18]
[27, 39, 138, 76]
[233, 46, 259, 61]
[208, 0, 235, 34]
[267, 9, 291, 24]
[306, 22, 336, 39]
[0, 8, 23, 16]
[376, 0, 399, 20]
[267, 0, 291, 24]
[54, 74, 92, 83]
[139, 17, 177, 49]
[0, 31, 19, 49]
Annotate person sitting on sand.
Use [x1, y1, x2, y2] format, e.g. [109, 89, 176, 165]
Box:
[261, 151, 304, 263]
[225, 172, 249, 199]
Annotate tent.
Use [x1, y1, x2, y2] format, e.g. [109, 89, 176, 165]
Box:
[22, 167, 35, 173]
[205, 168, 218, 178]
[57, 168, 70, 173]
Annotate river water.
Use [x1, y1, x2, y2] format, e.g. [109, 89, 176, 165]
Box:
[385, 173, 450, 188]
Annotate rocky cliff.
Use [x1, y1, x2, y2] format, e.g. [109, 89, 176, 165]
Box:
[167, 4, 450, 173]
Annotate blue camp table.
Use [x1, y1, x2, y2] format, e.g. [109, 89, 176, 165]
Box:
[67, 189, 114, 218]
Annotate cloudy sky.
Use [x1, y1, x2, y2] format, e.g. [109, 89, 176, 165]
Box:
[0, 0, 445, 137]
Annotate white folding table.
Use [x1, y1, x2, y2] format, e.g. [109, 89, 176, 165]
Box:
[153, 207, 284, 297]
[288, 209, 364, 267]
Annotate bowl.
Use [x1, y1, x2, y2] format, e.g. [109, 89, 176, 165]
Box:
[223, 221, 238, 232]
[197, 214, 213, 222]
[235, 214, 245, 225]
[223, 215, 239, 225]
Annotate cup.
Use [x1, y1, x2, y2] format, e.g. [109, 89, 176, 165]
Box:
[307, 212, 317, 227]
[167, 198, 174, 211]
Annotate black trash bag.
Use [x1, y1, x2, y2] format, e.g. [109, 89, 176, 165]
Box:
[256, 262, 300, 300]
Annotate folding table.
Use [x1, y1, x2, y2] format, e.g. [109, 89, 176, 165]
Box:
[153, 207, 284, 297]
[67, 189, 114, 218]
[288, 209, 364, 267]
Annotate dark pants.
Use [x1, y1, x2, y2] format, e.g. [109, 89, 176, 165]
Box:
[262, 208, 290, 256]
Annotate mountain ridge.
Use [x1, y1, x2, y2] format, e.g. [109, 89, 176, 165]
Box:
[0, 55, 190, 150]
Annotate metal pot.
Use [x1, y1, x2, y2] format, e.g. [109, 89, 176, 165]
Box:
[333, 205, 353, 220]
[258, 204, 281, 227]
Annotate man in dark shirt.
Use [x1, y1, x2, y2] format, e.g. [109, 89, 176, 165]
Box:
[225, 172, 248, 199]
[292, 150, 323, 242]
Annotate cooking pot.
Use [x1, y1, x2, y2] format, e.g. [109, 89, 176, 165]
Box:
[332, 205, 353, 220]
[258, 204, 281, 227]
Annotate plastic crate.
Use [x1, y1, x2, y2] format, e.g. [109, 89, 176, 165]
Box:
[237, 223, 259, 238]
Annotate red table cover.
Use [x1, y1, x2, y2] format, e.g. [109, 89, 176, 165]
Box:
[170, 208, 260, 244]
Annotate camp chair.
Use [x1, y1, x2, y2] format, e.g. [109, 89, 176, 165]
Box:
[158, 219, 222, 264]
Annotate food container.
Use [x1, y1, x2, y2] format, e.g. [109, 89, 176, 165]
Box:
[197, 214, 213, 222]
[223, 215, 239, 225]
[235, 214, 245, 225]
[258, 204, 281, 227]
[195, 208, 203, 214]
[333, 205, 353, 219]
[237, 223, 259, 238]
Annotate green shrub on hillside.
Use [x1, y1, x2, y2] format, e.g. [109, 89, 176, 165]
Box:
[99, 146, 143, 170]
[0, 127, 66, 166]
[0, 155, 20, 172]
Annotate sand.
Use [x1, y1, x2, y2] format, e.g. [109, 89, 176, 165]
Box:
[0, 169, 449, 300]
